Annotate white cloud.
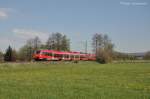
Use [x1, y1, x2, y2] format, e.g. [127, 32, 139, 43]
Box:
[0, 8, 15, 19]
[12, 28, 49, 42]
[0, 37, 16, 52]
[0, 28, 49, 52]
[3, 28, 72, 52]
[0, 11, 7, 17]
[0, 10, 8, 19]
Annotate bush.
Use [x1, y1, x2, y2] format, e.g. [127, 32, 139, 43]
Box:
[0, 51, 4, 62]
[96, 57, 106, 64]
[4, 46, 18, 62]
[144, 51, 150, 60]
[96, 50, 113, 64]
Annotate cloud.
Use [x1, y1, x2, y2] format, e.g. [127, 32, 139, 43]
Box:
[0, 8, 15, 19]
[12, 28, 49, 42]
[0, 37, 16, 52]
[0, 10, 8, 19]
[0, 28, 49, 52]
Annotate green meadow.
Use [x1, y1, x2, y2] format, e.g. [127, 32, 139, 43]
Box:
[0, 62, 150, 99]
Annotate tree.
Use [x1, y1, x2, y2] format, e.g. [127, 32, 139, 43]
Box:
[19, 42, 32, 61]
[92, 33, 114, 63]
[18, 36, 42, 61]
[33, 36, 41, 51]
[61, 35, 70, 51]
[12, 49, 18, 61]
[55, 33, 62, 51]
[4, 46, 13, 61]
[18, 44, 34, 61]
[0, 50, 3, 62]
[40, 44, 47, 49]
[92, 33, 103, 54]
[46, 34, 54, 50]
[144, 51, 150, 60]
[46, 32, 70, 51]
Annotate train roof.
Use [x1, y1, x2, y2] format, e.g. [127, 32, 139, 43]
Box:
[37, 49, 95, 55]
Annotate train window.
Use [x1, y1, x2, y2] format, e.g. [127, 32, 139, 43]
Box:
[63, 54, 69, 58]
[48, 53, 53, 56]
[42, 52, 48, 56]
[82, 55, 86, 58]
[36, 50, 41, 54]
[70, 55, 74, 58]
[66, 55, 69, 58]
[54, 54, 62, 57]
[39, 52, 53, 56]
[54, 54, 57, 57]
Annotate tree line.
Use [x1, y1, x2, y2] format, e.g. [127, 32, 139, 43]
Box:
[0, 32, 70, 62]
[0, 32, 150, 63]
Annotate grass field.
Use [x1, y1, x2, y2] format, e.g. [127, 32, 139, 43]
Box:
[0, 62, 150, 99]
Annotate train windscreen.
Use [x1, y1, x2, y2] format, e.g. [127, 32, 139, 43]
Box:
[36, 50, 41, 54]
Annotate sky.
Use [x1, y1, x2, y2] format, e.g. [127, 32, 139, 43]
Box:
[0, 0, 150, 53]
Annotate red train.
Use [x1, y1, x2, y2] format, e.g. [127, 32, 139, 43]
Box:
[33, 50, 96, 61]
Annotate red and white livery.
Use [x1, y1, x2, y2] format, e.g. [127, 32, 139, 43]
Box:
[33, 50, 96, 61]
